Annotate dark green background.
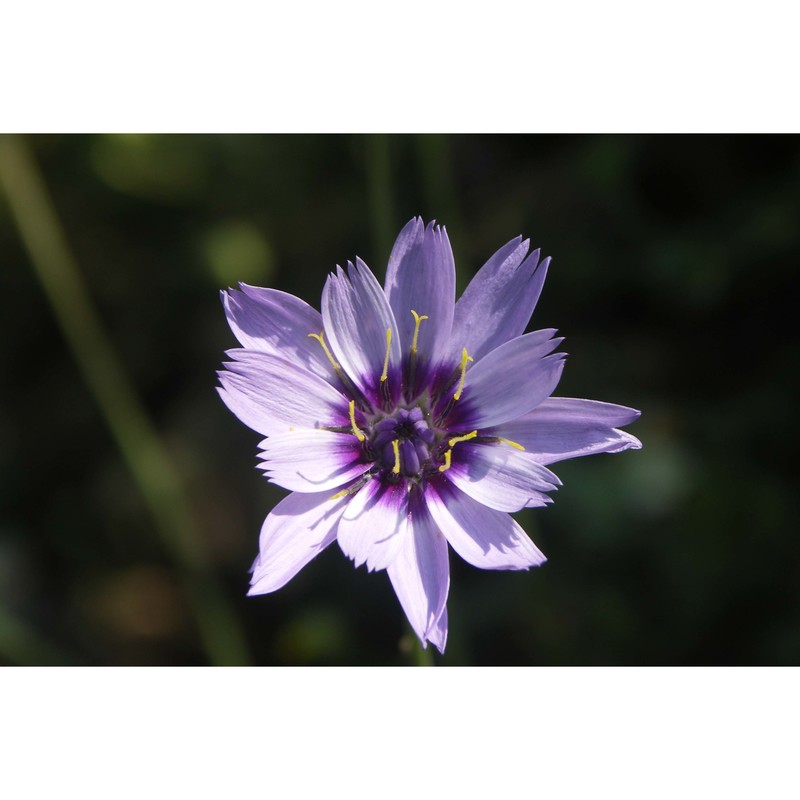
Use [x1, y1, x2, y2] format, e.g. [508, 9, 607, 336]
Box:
[1, 134, 797, 665]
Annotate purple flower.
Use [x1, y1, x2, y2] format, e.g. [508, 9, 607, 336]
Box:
[218, 218, 641, 653]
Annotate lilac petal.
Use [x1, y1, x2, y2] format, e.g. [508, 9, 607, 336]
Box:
[384, 218, 456, 368]
[257, 430, 368, 492]
[449, 236, 550, 363]
[221, 285, 338, 384]
[455, 329, 566, 428]
[322, 259, 401, 401]
[386, 489, 449, 649]
[426, 480, 547, 570]
[249, 489, 351, 595]
[217, 349, 348, 436]
[447, 442, 561, 512]
[486, 397, 642, 465]
[337, 479, 409, 572]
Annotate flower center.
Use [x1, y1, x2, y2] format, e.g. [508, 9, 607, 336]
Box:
[310, 313, 520, 487]
[370, 406, 436, 478]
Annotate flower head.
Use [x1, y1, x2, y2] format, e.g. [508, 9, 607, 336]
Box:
[218, 218, 641, 653]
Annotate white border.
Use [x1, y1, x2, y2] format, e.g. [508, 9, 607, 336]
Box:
[1, 668, 797, 797]
[3, 2, 798, 132]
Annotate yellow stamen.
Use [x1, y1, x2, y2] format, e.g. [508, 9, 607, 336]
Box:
[349, 400, 366, 442]
[496, 437, 525, 451]
[330, 477, 368, 501]
[448, 430, 478, 447]
[453, 347, 474, 401]
[380, 327, 392, 383]
[391, 440, 401, 474]
[409, 310, 429, 355]
[438, 449, 452, 473]
[308, 331, 340, 371]
[330, 483, 361, 501]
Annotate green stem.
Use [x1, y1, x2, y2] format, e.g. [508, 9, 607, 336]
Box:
[410, 629, 435, 666]
[415, 134, 461, 232]
[365, 134, 395, 259]
[0, 135, 251, 665]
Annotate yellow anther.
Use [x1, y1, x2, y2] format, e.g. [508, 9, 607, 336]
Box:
[448, 430, 478, 447]
[349, 400, 366, 442]
[496, 437, 525, 451]
[380, 327, 392, 383]
[409, 310, 429, 355]
[391, 440, 401, 474]
[453, 347, 474, 401]
[330, 488, 351, 500]
[438, 449, 452, 473]
[308, 331, 341, 371]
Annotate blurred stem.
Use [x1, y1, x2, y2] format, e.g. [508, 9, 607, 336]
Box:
[0, 135, 251, 666]
[415, 134, 461, 232]
[415, 134, 467, 290]
[411, 632, 435, 667]
[366, 135, 394, 259]
[0, 605, 78, 665]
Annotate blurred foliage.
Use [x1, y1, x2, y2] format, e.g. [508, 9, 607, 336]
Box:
[1, 134, 798, 665]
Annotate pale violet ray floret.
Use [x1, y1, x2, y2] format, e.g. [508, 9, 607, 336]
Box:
[386, 493, 449, 647]
[455, 330, 566, 429]
[337, 478, 409, 572]
[221, 285, 338, 384]
[322, 258, 402, 404]
[448, 236, 550, 364]
[247, 489, 350, 595]
[484, 397, 642, 465]
[217, 349, 349, 437]
[256, 429, 368, 493]
[445, 443, 562, 513]
[425, 480, 549, 570]
[219, 216, 642, 654]
[384, 217, 456, 372]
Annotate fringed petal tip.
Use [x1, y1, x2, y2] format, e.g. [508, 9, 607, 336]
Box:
[416, 608, 448, 655]
[449, 235, 551, 362]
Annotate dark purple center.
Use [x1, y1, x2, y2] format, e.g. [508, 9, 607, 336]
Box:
[370, 406, 437, 477]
